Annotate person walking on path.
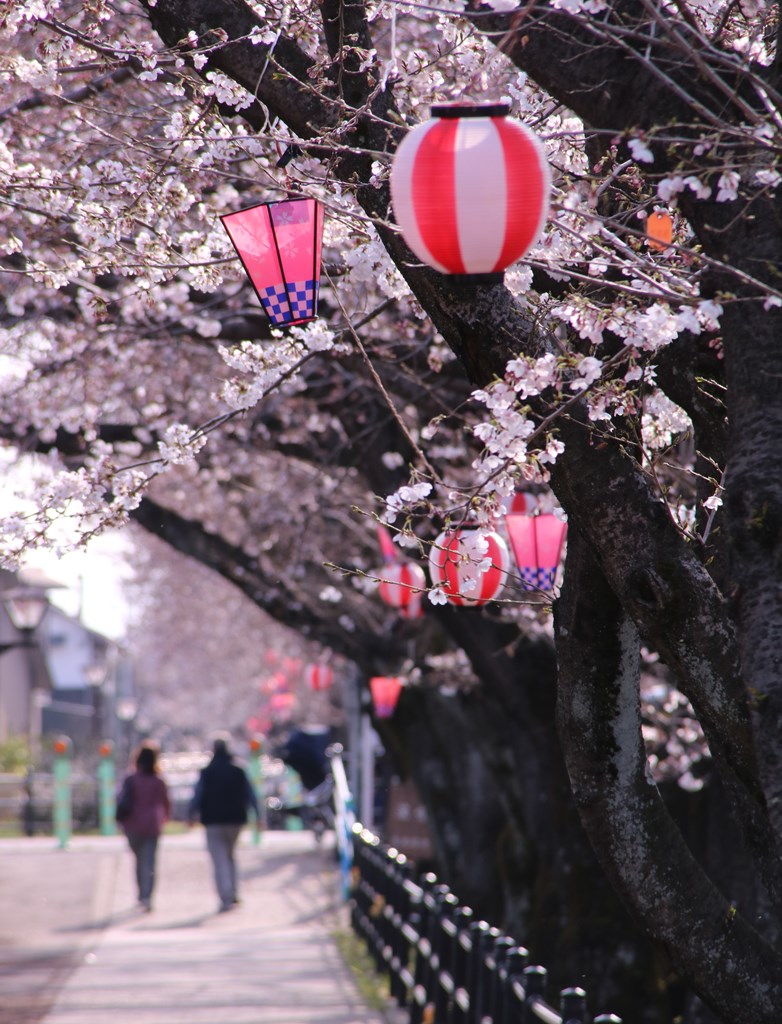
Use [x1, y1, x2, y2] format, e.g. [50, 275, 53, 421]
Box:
[116, 741, 170, 912]
[188, 734, 261, 912]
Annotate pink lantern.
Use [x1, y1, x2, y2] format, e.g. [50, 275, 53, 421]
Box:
[504, 491, 539, 516]
[306, 663, 334, 691]
[269, 692, 295, 714]
[428, 528, 510, 606]
[505, 513, 568, 591]
[370, 676, 404, 719]
[390, 104, 550, 278]
[378, 562, 426, 613]
[220, 197, 324, 327]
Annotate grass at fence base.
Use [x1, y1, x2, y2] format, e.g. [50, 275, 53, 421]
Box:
[333, 927, 392, 1012]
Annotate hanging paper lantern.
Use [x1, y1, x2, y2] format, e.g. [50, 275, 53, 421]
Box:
[282, 657, 303, 678]
[428, 528, 510, 606]
[269, 692, 295, 715]
[221, 196, 324, 327]
[377, 524, 398, 564]
[505, 513, 568, 591]
[646, 210, 674, 251]
[378, 561, 426, 611]
[503, 491, 539, 516]
[306, 663, 334, 691]
[370, 676, 404, 719]
[390, 103, 551, 278]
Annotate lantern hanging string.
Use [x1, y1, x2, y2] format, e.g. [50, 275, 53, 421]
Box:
[325, 267, 442, 485]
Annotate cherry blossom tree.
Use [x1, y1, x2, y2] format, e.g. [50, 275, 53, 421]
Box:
[4, 0, 782, 1019]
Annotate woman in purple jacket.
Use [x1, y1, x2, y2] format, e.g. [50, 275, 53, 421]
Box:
[116, 742, 170, 911]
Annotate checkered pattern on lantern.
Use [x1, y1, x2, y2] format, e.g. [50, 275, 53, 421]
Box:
[260, 280, 316, 324]
[520, 566, 556, 591]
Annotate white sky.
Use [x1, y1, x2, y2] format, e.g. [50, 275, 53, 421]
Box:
[24, 532, 133, 640]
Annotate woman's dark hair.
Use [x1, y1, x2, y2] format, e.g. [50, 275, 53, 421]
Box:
[136, 742, 160, 775]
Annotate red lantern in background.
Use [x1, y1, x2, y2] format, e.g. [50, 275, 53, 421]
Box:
[390, 104, 551, 279]
[221, 197, 324, 327]
[378, 561, 426, 616]
[306, 663, 334, 691]
[647, 210, 674, 251]
[269, 692, 295, 717]
[428, 528, 509, 606]
[370, 676, 404, 719]
[505, 513, 568, 591]
[504, 491, 539, 516]
[282, 657, 303, 678]
[376, 524, 425, 619]
[377, 524, 398, 563]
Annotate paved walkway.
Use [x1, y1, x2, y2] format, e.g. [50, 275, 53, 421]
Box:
[0, 830, 390, 1024]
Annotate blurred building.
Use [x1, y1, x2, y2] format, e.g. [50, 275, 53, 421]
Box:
[0, 567, 136, 765]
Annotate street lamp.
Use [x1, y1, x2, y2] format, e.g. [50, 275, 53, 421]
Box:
[115, 696, 138, 767]
[0, 588, 48, 653]
[84, 659, 107, 742]
[0, 587, 49, 785]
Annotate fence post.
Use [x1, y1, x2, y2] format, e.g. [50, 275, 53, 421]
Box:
[499, 947, 529, 1024]
[487, 935, 515, 1023]
[248, 737, 263, 846]
[433, 891, 459, 1023]
[561, 986, 587, 1024]
[410, 873, 444, 1024]
[465, 920, 491, 1024]
[97, 741, 116, 836]
[52, 736, 72, 850]
[521, 965, 548, 1024]
[450, 905, 474, 1024]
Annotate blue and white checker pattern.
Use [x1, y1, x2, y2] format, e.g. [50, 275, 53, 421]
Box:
[520, 566, 557, 592]
[261, 279, 317, 325]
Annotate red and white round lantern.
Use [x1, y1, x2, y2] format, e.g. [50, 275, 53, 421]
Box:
[390, 103, 551, 277]
[305, 663, 334, 691]
[378, 561, 426, 611]
[428, 528, 510, 606]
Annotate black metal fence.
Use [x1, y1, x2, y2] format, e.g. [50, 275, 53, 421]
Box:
[349, 826, 622, 1024]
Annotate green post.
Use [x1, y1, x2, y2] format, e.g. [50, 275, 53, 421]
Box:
[284, 767, 304, 830]
[248, 737, 264, 845]
[97, 741, 116, 836]
[52, 736, 72, 849]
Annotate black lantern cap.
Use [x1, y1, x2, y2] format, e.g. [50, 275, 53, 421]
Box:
[431, 103, 510, 118]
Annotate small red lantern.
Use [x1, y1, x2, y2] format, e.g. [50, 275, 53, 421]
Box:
[378, 562, 426, 613]
[428, 528, 510, 606]
[306, 663, 334, 691]
[370, 676, 404, 719]
[505, 513, 568, 591]
[221, 196, 324, 327]
[377, 524, 398, 563]
[504, 491, 539, 516]
[98, 741, 114, 758]
[647, 210, 674, 251]
[390, 103, 551, 278]
[270, 692, 295, 714]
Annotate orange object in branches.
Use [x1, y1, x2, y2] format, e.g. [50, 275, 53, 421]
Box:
[646, 211, 674, 251]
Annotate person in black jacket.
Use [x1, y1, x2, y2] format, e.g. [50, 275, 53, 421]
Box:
[188, 734, 260, 912]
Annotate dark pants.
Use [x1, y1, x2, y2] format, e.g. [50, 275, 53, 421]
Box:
[127, 834, 159, 903]
[205, 824, 242, 908]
